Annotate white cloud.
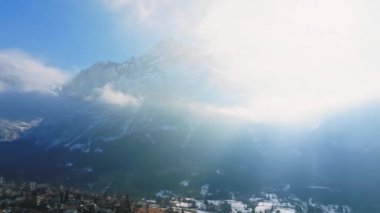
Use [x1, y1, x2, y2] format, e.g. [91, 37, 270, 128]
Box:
[0, 50, 70, 95]
[101, 0, 211, 37]
[196, 0, 380, 123]
[97, 84, 143, 106]
[103, 0, 380, 123]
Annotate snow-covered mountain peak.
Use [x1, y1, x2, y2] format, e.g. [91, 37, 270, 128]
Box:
[88, 60, 120, 71]
[62, 39, 219, 104]
[142, 38, 189, 59]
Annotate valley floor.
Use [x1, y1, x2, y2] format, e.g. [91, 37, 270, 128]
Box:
[0, 177, 352, 213]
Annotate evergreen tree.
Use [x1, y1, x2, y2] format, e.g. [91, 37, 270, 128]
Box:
[220, 201, 232, 213]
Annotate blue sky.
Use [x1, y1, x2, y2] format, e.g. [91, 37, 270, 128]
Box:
[0, 0, 160, 71]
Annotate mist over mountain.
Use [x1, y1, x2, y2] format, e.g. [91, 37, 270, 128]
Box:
[1, 40, 380, 211]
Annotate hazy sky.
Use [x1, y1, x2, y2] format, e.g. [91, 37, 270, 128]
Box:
[0, 0, 162, 70]
[1, 0, 380, 124]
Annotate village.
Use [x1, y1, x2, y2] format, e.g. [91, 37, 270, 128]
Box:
[0, 177, 352, 213]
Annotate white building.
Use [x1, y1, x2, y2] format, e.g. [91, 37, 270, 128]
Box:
[255, 201, 275, 213]
[255, 201, 296, 213]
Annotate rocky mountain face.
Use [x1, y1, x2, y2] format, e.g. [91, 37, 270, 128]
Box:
[0, 40, 261, 195]
[62, 39, 223, 104]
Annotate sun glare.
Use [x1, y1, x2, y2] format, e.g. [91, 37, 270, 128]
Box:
[195, 0, 380, 123]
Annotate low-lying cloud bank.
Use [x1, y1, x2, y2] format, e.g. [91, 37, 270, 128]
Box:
[97, 84, 143, 107]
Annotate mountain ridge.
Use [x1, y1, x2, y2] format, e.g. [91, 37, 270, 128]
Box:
[1, 40, 380, 211]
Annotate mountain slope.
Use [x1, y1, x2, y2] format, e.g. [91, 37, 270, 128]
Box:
[1, 40, 380, 211]
[0, 118, 41, 142]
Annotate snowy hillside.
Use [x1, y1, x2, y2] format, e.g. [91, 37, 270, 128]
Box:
[0, 118, 42, 142]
